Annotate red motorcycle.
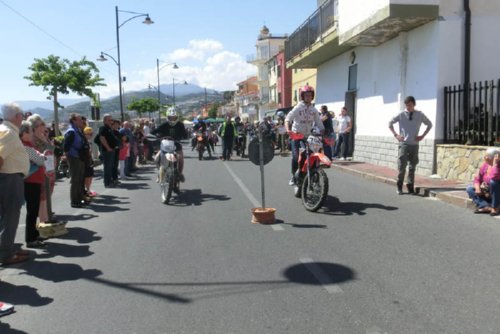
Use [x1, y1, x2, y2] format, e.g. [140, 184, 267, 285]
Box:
[289, 131, 332, 212]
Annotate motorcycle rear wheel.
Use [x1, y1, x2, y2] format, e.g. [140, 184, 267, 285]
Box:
[301, 169, 328, 212]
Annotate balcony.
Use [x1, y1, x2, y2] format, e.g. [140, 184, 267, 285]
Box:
[285, 0, 439, 69]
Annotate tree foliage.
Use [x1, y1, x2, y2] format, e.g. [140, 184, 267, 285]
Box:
[208, 103, 220, 118]
[127, 97, 160, 115]
[24, 54, 105, 135]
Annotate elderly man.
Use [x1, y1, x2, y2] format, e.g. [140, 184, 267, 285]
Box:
[64, 113, 87, 207]
[0, 103, 30, 265]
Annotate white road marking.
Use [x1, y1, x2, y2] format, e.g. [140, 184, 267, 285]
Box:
[223, 163, 262, 208]
[300, 257, 343, 294]
[271, 224, 284, 231]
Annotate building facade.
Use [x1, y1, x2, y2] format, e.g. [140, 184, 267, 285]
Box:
[285, 0, 500, 176]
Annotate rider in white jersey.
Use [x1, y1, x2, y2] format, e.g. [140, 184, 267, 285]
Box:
[285, 85, 324, 185]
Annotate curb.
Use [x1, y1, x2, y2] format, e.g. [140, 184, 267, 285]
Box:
[330, 164, 473, 209]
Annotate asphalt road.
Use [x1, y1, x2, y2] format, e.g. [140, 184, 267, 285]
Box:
[1, 141, 500, 334]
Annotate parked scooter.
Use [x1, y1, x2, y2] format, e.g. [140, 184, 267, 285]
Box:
[289, 130, 332, 212]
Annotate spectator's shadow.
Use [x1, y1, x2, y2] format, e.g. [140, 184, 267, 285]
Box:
[88, 195, 130, 213]
[0, 323, 28, 334]
[318, 195, 398, 216]
[35, 242, 93, 259]
[0, 280, 53, 307]
[168, 189, 231, 206]
[117, 182, 151, 190]
[21, 261, 101, 283]
[56, 227, 102, 244]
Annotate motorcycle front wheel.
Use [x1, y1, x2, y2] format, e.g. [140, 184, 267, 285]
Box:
[301, 169, 329, 212]
[160, 165, 175, 204]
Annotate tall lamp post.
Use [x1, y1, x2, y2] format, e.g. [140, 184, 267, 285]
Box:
[114, 6, 154, 122]
[172, 78, 188, 108]
[156, 59, 178, 123]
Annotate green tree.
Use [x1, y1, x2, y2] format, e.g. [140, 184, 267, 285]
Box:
[25, 54, 105, 135]
[208, 102, 219, 118]
[127, 97, 160, 119]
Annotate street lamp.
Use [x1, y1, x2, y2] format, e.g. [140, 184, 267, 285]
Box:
[156, 59, 178, 123]
[172, 78, 188, 107]
[114, 6, 154, 122]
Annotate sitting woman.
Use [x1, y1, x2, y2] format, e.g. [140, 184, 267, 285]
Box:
[466, 147, 500, 215]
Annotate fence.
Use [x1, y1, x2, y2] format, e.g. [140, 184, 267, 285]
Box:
[444, 79, 500, 146]
[284, 0, 336, 63]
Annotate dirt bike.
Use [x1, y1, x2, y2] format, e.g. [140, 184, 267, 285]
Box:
[158, 137, 180, 204]
[196, 131, 207, 160]
[235, 131, 246, 158]
[289, 131, 332, 212]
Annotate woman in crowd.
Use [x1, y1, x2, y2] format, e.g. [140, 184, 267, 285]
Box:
[466, 147, 500, 215]
[19, 121, 47, 248]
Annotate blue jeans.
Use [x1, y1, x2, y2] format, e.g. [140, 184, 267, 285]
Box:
[334, 132, 349, 159]
[466, 180, 500, 208]
[291, 139, 302, 175]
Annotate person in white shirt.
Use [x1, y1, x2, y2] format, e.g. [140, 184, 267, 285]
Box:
[333, 106, 352, 160]
[285, 85, 324, 185]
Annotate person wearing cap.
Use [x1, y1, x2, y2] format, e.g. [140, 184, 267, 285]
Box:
[466, 147, 500, 215]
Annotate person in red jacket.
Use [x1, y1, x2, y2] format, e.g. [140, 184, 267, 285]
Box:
[19, 121, 47, 248]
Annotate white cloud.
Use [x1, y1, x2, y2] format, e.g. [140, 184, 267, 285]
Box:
[96, 39, 256, 98]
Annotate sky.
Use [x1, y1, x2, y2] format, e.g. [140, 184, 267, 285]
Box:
[0, 0, 318, 104]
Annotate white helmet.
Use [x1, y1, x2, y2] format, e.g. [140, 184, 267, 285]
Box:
[167, 107, 178, 126]
[311, 126, 321, 136]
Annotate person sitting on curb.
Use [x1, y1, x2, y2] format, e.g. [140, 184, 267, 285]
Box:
[466, 147, 500, 215]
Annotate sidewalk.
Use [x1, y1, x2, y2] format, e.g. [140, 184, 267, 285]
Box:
[330, 160, 473, 209]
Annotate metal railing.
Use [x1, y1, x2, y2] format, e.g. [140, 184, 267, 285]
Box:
[444, 79, 500, 145]
[284, 0, 336, 63]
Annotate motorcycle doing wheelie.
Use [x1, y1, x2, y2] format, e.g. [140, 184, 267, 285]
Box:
[289, 131, 332, 212]
[158, 137, 180, 204]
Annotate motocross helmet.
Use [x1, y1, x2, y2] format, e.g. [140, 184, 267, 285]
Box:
[276, 111, 285, 119]
[300, 84, 315, 101]
[167, 107, 178, 126]
[235, 116, 241, 122]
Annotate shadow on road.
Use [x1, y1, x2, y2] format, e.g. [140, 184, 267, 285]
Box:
[0, 323, 28, 334]
[57, 227, 102, 244]
[54, 213, 98, 222]
[277, 219, 327, 229]
[88, 195, 130, 213]
[0, 280, 53, 307]
[76, 261, 356, 304]
[167, 189, 231, 207]
[35, 243, 93, 259]
[21, 261, 101, 283]
[318, 195, 398, 216]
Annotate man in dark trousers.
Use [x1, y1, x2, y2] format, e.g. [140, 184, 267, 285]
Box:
[218, 115, 237, 161]
[98, 114, 119, 188]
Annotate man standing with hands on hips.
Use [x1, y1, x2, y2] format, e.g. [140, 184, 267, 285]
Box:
[389, 96, 433, 195]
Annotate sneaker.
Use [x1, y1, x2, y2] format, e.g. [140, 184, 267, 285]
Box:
[339, 157, 345, 161]
[0, 302, 14, 317]
[396, 181, 403, 195]
[178, 174, 185, 183]
[407, 183, 415, 194]
[288, 177, 296, 186]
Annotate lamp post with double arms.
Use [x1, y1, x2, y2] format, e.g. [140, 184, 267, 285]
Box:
[156, 59, 178, 123]
[114, 6, 154, 122]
